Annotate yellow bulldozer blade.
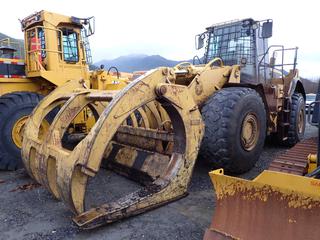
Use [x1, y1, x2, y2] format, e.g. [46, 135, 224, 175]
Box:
[21, 61, 240, 228]
[204, 169, 320, 240]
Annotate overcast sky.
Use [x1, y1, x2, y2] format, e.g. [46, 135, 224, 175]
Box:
[2, 0, 319, 78]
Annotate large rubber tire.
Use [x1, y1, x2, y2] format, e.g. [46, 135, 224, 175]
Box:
[199, 87, 266, 174]
[0, 92, 43, 170]
[286, 93, 306, 146]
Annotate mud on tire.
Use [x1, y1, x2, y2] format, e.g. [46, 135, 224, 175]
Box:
[0, 92, 43, 170]
[199, 87, 266, 174]
[285, 93, 305, 147]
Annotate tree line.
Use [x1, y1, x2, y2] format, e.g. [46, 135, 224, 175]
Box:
[301, 77, 319, 94]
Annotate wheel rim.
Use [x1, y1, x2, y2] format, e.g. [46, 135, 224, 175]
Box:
[241, 113, 260, 151]
[298, 108, 305, 134]
[12, 116, 50, 149]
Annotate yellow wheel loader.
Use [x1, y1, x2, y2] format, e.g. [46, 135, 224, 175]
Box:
[0, 10, 128, 170]
[21, 18, 306, 228]
[205, 90, 320, 240]
[196, 19, 306, 174]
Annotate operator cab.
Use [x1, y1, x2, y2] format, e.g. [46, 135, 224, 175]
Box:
[196, 19, 298, 84]
[20, 10, 95, 85]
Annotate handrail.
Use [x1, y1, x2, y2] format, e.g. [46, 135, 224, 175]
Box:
[25, 25, 64, 72]
[258, 45, 298, 83]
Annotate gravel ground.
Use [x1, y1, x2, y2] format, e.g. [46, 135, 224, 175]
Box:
[0, 123, 317, 240]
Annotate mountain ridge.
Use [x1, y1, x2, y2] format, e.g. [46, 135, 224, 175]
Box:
[1, 32, 318, 93]
[0, 33, 24, 57]
[95, 54, 186, 72]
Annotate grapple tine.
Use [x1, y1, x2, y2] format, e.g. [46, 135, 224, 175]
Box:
[22, 67, 205, 227]
[22, 64, 232, 228]
[22, 80, 85, 182]
[57, 68, 203, 222]
[37, 91, 94, 198]
[205, 169, 320, 240]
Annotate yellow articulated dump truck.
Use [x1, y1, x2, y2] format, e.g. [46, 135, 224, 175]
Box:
[20, 17, 306, 229]
[0, 10, 128, 170]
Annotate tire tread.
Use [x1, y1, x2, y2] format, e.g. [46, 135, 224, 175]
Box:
[0, 92, 42, 170]
[200, 87, 266, 173]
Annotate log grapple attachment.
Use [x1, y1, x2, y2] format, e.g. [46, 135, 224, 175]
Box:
[22, 60, 240, 228]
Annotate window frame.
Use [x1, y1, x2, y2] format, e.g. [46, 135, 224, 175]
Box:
[59, 28, 80, 63]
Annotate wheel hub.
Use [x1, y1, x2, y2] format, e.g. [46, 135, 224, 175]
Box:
[241, 113, 259, 151]
[12, 116, 49, 149]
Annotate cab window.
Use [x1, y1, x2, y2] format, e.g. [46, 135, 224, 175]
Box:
[60, 29, 79, 63]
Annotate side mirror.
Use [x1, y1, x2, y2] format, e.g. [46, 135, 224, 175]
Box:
[240, 57, 247, 66]
[262, 21, 273, 38]
[72, 16, 95, 37]
[195, 33, 205, 50]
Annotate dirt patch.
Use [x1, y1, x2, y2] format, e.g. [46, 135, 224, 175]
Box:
[0, 124, 317, 240]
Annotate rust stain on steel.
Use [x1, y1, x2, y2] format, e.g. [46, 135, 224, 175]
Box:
[115, 126, 174, 155]
[60, 106, 82, 123]
[214, 178, 320, 209]
[169, 85, 184, 96]
[124, 81, 148, 95]
[195, 82, 203, 95]
[203, 228, 237, 240]
[10, 182, 41, 192]
[0, 179, 5, 184]
[269, 138, 317, 175]
[207, 187, 320, 240]
[117, 125, 174, 142]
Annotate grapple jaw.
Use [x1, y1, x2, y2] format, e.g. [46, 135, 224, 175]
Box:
[205, 169, 320, 240]
[22, 63, 236, 228]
